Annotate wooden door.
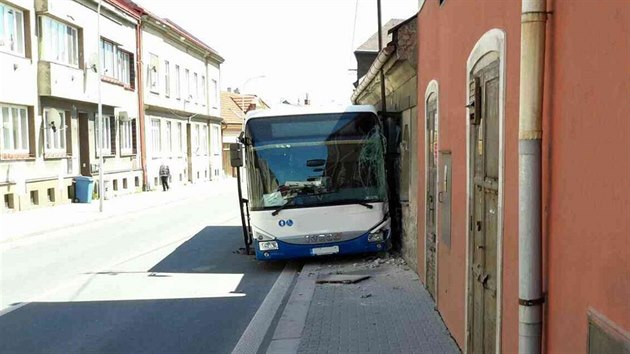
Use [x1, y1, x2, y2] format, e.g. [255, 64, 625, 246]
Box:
[468, 59, 500, 354]
[78, 113, 90, 176]
[426, 96, 438, 299]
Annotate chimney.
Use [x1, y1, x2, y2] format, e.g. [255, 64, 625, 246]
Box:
[304, 93, 310, 106]
[227, 87, 232, 93]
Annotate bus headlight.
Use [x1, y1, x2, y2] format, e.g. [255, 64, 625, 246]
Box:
[368, 230, 384, 243]
[259, 241, 279, 251]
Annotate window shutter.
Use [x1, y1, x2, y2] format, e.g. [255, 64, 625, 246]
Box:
[131, 118, 137, 154]
[129, 52, 136, 89]
[110, 117, 117, 155]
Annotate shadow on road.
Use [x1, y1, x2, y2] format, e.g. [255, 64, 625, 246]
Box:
[0, 225, 286, 354]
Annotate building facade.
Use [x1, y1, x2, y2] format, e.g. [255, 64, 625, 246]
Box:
[410, 0, 629, 353]
[140, 12, 223, 189]
[1, 0, 143, 213]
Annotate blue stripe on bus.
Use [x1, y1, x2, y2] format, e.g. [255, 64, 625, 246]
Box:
[254, 230, 391, 261]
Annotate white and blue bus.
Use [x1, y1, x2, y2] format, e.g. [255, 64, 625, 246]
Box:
[240, 105, 391, 260]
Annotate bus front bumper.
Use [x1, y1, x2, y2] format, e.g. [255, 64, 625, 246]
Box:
[254, 231, 391, 261]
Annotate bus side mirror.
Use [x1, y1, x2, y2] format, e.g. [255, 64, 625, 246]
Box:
[230, 143, 243, 168]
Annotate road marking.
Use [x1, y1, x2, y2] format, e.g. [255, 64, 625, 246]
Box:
[231, 262, 300, 354]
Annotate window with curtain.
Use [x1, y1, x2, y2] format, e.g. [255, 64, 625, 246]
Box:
[0, 3, 25, 56]
[0, 104, 28, 154]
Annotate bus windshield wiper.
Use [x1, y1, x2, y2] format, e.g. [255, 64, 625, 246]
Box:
[320, 198, 374, 209]
[271, 197, 295, 216]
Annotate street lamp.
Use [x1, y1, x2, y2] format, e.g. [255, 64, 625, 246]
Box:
[240, 75, 266, 118]
[97, 0, 104, 212]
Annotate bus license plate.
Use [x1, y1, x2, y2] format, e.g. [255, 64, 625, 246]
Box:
[311, 245, 339, 256]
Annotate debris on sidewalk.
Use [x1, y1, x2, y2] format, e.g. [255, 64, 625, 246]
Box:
[316, 274, 370, 284]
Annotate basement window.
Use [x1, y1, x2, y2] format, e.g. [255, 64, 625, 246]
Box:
[67, 185, 74, 200]
[30, 190, 39, 205]
[113, 179, 119, 191]
[4, 193, 15, 209]
[47, 188, 55, 202]
[135, 176, 140, 187]
[123, 178, 128, 189]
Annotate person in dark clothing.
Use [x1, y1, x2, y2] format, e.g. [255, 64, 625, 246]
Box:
[159, 162, 170, 191]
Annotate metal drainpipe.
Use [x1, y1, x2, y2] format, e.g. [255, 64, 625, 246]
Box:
[136, 20, 148, 191]
[518, 0, 547, 353]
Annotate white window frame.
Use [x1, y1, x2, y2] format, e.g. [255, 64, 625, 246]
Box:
[149, 53, 159, 93]
[175, 65, 181, 100]
[151, 118, 161, 154]
[0, 104, 29, 154]
[185, 69, 190, 101]
[164, 60, 170, 97]
[201, 76, 206, 106]
[165, 121, 172, 153]
[211, 125, 220, 156]
[95, 115, 111, 156]
[210, 79, 218, 108]
[41, 16, 78, 67]
[176, 121, 182, 153]
[117, 50, 131, 86]
[120, 120, 133, 154]
[194, 73, 199, 103]
[43, 108, 67, 154]
[202, 125, 208, 155]
[0, 3, 25, 56]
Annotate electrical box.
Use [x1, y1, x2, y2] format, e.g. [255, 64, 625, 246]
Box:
[230, 143, 243, 168]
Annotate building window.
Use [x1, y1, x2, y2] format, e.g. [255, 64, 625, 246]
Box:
[202, 125, 208, 155]
[43, 109, 66, 153]
[210, 79, 218, 108]
[149, 54, 159, 93]
[120, 120, 133, 154]
[185, 69, 190, 101]
[193, 124, 200, 154]
[175, 65, 181, 100]
[0, 3, 25, 56]
[211, 125, 220, 156]
[100, 39, 132, 86]
[165, 121, 172, 153]
[41, 16, 78, 67]
[201, 76, 206, 106]
[95, 115, 112, 156]
[176, 122, 182, 153]
[164, 60, 170, 97]
[1, 104, 29, 155]
[194, 73, 199, 103]
[151, 118, 161, 153]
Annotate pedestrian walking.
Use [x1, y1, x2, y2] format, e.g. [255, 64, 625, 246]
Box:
[159, 162, 170, 191]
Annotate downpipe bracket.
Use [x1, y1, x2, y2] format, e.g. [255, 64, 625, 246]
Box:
[518, 295, 546, 307]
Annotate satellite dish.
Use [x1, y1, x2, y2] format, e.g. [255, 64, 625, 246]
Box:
[87, 53, 98, 72]
[118, 111, 131, 122]
[47, 108, 63, 133]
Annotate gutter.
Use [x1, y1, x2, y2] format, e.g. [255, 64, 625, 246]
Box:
[351, 44, 395, 104]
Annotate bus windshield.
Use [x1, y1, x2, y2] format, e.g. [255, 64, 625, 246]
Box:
[245, 112, 387, 211]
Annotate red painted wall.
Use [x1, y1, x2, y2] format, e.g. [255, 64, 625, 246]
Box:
[544, 1, 630, 352]
[416, 0, 521, 350]
[415, 0, 629, 353]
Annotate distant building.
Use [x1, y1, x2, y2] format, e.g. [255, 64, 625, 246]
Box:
[220, 89, 269, 176]
[353, 19, 403, 88]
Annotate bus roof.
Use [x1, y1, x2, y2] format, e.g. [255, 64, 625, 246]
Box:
[245, 104, 377, 121]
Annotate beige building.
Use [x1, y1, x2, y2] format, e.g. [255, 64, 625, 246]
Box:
[1, 0, 142, 213]
[141, 12, 223, 189]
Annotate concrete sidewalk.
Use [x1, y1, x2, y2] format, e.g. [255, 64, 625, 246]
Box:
[267, 254, 460, 354]
[0, 178, 236, 243]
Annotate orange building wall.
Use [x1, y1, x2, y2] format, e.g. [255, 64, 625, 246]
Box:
[416, 0, 521, 351]
[416, 0, 629, 353]
[543, 1, 630, 353]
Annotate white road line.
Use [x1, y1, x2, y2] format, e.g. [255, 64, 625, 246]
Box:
[231, 262, 300, 354]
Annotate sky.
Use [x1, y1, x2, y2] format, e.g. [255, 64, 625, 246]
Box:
[134, 0, 418, 106]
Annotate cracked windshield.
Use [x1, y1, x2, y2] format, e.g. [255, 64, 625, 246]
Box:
[0, 0, 628, 353]
[246, 112, 387, 210]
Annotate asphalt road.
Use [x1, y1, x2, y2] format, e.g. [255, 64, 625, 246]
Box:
[0, 186, 285, 354]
